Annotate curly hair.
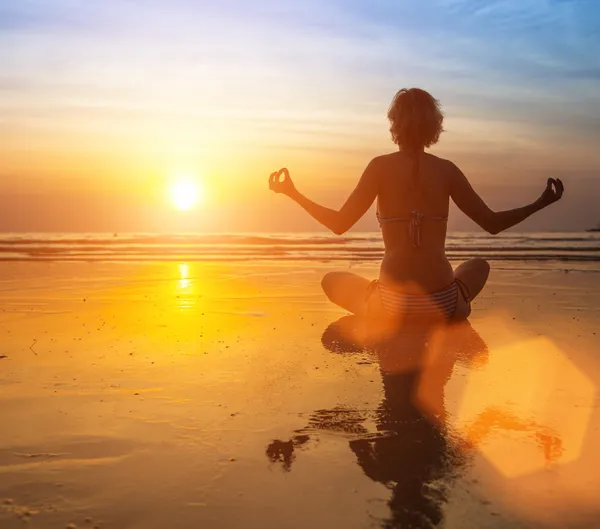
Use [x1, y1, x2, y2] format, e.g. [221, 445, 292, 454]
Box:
[387, 88, 444, 151]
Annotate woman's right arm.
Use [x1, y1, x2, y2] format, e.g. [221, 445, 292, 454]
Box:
[449, 162, 564, 235]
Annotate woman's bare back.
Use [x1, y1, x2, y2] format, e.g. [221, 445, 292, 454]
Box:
[375, 151, 455, 292]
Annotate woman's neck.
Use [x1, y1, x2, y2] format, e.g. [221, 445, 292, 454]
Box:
[399, 146, 425, 154]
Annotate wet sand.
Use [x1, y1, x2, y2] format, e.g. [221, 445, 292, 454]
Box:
[1, 261, 600, 529]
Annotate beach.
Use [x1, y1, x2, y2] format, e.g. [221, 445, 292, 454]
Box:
[1, 258, 600, 529]
[2, 0, 599, 526]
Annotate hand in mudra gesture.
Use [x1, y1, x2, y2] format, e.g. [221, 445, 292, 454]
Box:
[536, 178, 564, 208]
[269, 168, 296, 197]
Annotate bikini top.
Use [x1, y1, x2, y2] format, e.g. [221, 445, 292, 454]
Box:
[377, 151, 448, 248]
[377, 210, 448, 248]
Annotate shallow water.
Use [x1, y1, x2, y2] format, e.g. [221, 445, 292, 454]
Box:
[1, 232, 599, 270]
[1, 262, 599, 528]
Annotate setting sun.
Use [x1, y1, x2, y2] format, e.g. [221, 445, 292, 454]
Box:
[169, 174, 204, 211]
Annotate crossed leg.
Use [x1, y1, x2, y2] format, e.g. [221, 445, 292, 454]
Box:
[321, 272, 372, 316]
[452, 258, 490, 320]
[321, 258, 491, 321]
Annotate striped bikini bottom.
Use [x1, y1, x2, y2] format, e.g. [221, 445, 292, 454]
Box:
[368, 279, 469, 320]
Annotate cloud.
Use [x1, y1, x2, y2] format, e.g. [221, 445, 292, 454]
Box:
[0, 0, 599, 232]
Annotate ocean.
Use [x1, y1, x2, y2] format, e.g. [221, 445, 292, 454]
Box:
[0, 232, 598, 271]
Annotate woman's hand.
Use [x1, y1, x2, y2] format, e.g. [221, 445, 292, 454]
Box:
[269, 167, 297, 197]
[535, 178, 564, 208]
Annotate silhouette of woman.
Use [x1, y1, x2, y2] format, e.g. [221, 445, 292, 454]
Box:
[269, 88, 564, 323]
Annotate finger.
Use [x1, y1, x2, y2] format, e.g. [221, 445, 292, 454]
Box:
[549, 178, 563, 201]
[269, 171, 278, 189]
[277, 167, 289, 183]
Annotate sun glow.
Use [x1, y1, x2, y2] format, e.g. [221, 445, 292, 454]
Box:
[178, 263, 191, 290]
[169, 173, 204, 211]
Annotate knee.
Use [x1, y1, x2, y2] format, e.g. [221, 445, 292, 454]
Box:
[473, 258, 490, 279]
[321, 272, 336, 299]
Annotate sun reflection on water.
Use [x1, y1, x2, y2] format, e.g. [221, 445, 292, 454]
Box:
[177, 262, 194, 310]
[178, 263, 191, 290]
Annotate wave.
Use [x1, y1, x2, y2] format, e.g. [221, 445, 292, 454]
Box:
[2, 231, 598, 244]
[0, 232, 599, 266]
[0, 234, 377, 247]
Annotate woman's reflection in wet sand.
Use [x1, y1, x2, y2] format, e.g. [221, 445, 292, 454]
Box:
[266, 317, 488, 529]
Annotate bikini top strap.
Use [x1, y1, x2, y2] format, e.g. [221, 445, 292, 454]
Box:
[409, 210, 423, 248]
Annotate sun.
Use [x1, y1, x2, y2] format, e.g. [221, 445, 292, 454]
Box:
[169, 173, 204, 211]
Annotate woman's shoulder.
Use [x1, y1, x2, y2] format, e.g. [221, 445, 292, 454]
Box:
[424, 152, 452, 164]
[368, 151, 402, 168]
[370, 151, 396, 162]
[373, 151, 456, 168]
[425, 153, 462, 174]
[368, 152, 460, 176]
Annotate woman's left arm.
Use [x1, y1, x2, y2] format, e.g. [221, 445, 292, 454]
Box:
[269, 159, 379, 235]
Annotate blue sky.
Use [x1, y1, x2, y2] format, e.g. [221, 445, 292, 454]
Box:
[0, 0, 599, 231]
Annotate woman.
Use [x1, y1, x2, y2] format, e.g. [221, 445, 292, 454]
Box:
[268, 88, 564, 322]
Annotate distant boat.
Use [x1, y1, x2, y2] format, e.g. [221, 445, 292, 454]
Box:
[587, 222, 600, 232]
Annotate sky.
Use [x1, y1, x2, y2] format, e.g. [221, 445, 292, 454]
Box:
[0, 0, 599, 232]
